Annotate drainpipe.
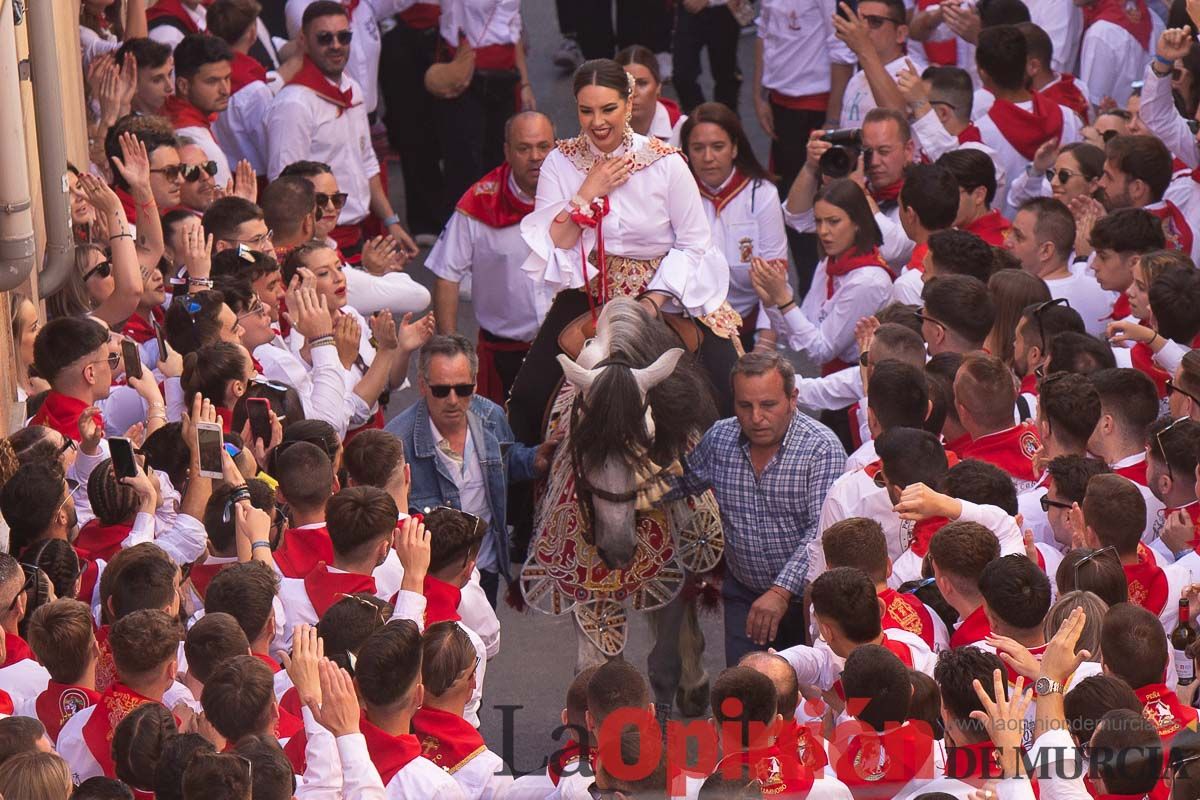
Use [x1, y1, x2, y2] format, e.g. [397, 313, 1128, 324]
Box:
[0, 0, 36, 292]
[25, 0, 75, 297]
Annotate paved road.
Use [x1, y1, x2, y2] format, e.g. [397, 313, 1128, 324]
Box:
[379, 0, 776, 774]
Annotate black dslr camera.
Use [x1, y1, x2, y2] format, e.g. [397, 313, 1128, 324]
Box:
[819, 128, 872, 179]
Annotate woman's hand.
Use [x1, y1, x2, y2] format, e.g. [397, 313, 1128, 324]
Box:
[1031, 138, 1059, 173]
[750, 258, 793, 308]
[180, 225, 214, 279]
[578, 155, 634, 200]
[76, 172, 123, 218]
[1105, 319, 1156, 348]
[111, 132, 154, 203]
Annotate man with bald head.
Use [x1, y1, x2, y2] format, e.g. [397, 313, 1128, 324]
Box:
[428, 111, 555, 405]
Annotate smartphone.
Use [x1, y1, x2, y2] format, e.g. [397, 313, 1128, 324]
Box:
[155, 324, 168, 361]
[196, 422, 224, 479]
[109, 436, 138, 480]
[247, 397, 272, 446]
[121, 339, 143, 381]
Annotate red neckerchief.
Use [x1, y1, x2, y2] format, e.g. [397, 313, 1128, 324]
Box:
[1136, 683, 1199, 741]
[833, 721, 935, 794]
[1144, 201, 1195, 257]
[1083, 0, 1151, 49]
[878, 587, 936, 650]
[273, 526, 333, 578]
[870, 179, 903, 205]
[36, 681, 101, 743]
[121, 306, 164, 345]
[253, 652, 281, 674]
[957, 124, 983, 143]
[215, 406, 234, 433]
[76, 551, 100, 604]
[287, 57, 357, 111]
[908, 516, 950, 559]
[790, 720, 829, 773]
[906, 241, 928, 273]
[454, 162, 534, 229]
[986, 92, 1065, 160]
[1107, 292, 1133, 323]
[548, 739, 591, 786]
[302, 562, 377, 619]
[837, 635, 915, 704]
[114, 186, 139, 224]
[362, 715, 424, 785]
[1019, 372, 1039, 397]
[230, 51, 268, 95]
[713, 741, 815, 796]
[697, 169, 753, 217]
[1173, 502, 1200, 552]
[1124, 548, 1168, 616]
[187, 558, 233, 603]
[1042, 73, 1090, 123]
[1113, 454, 1149, 485]
[959, 421, 1042, 483]
[951, 605, 992, 648]
[946, 431, 973, 455]
[145, 0, 199, 32]
[164, 94, 217, 131]
[945, 739, 1003, 783]
[1131, 341, 1171, 398]
[81, 683, 158, 777]
[658, 97, 683, 127]
[76, 519, 133, 562]
[276, 706, 304, 740]
[412, 706, 487, 773]
[30, 391, 100, 442]
[825, 247, 888, 300]
[424, 575, 463, 624]
[95, 625, 116, 693]
[3, 631, 34, 667]
[963, 209, 1012, 247]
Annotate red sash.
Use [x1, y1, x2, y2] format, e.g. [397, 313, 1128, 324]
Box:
[1136, 683, 1198, 741]
[412, 706, 487, 773]
[444, 41, 516, 71]
[697, 169, 752, 217]
[1124, 549, 1168, 616]
[959, 422, 1042, 483]
[121, 306, 164, 345]
[455, 162, 534, 229]
[145, 0, 199, 33]
[276, 707, 304, 741]
[1131, 341, 1171, 398]
[957, 124, 984, 144]
[287, 57, 357, 111]
[76, 519, 133, 562]
[908, 516, 950, 559]
[945, 739, 1003, 783]
[1145, 201, 1195, 258]
[713, 742, 815, 796]
[987, 93, 1065, 160]
[475, 333, 530, 406]
[302, 563, 377, 619]
[230, 51, 268, 95]
[963, 209, 1012, 248]
[950, 605, 992, 648]
[1083, 0, 1151, 50]
[878, 587, 936, 649]
[658, 97, 683, 127]
[1042, 74, 1090, 123]
[1113, 456, 1149, 486]
[273, 526, 333, 579]
[833, 721, 934, 796]
[187, 558, 233, 603]
[825, 247, 889, 300]
[29, 391, 100, 442]
[81, 683, 158, 777]
[362, 717, 424, 785]
[3, 632, 34, 667]
[36, 681, 101, 742]
[76, 552, 100, 605]
[769, 90, 830, 112]
[424, 576, 463, 624]
[399, 2, 440, 28]
[164, 95, 217, 132]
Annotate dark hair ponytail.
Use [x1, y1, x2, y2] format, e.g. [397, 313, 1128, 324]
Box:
[573, 58, 632, 99]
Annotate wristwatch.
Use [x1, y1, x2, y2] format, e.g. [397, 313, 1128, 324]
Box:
[1034, 676, 1062, 695]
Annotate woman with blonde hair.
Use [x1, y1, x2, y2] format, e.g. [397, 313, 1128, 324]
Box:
[0, 750, 73, 800]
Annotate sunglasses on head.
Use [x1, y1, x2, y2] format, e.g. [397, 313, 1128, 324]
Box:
[1154, 416, 1190, 481]
[181, 161, 219, 182]
[1073, 545, 1119, 585]
[83, 260, 112, 281]
[315, 30, 353, 46]
[428, 383, 475, 399]
[315, 192, 348, 210]
[150, 164, 186, 181]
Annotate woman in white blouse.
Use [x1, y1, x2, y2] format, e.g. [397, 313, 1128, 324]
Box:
[510, 58, 740, 443]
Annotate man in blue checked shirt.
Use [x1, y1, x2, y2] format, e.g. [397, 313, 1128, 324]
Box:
[668, 351, 845, 665]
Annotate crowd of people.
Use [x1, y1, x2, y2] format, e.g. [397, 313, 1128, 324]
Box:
[3, 0, 1200, 797]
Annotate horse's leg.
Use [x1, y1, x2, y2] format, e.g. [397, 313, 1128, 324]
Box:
[575, 613, 609, 674]
[646, 595, 686, 719]
[675, 600, 710, 718]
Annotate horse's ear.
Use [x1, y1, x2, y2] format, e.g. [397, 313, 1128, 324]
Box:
[633, 348, 684, 395]
[557, 353, 601, 392]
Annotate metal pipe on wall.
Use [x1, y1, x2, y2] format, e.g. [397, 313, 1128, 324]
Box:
[0, 0, 37, 292]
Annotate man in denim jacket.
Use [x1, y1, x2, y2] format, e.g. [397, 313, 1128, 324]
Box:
[387, 334, 557, 606]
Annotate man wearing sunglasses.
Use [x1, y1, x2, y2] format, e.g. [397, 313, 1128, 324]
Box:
[0, 554, 53, 704]
[387, 335, 557, 608]
[177, 142, 221, 213]
[833, 0, 912, 131]
[1168, 352, 1200, 422]
[164, 34, 233, 187]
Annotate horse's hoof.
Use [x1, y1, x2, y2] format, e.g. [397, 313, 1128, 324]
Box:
[675, 681, 710, 718]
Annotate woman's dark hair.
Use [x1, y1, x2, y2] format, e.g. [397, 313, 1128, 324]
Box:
[164, 290, 228, 356]
[573, 58, 633, 99]
[113, 703, 178, 791]
[814, 179, 884, 254]
[1149, 267, 1200, 344]
[232, 380, 306, 435]
[140, 423, 192, 490]
[1059, 142, 1106, 183]
[20, 539, 81, 601]
[614, 45, 660, 84]
[182, 341, 248, 410]
[680, 102, 774, 183]
[154, 733, 216, 800]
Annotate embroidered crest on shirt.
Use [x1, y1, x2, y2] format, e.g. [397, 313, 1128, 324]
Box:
[473, 180, 499, 197]
[853, 738, 891, 782]
[556, 134, 679, 175]
[738, 237, 754, 262]
[1129, 578, 1147, 606]
[59, 688, 90, 724]
[1019, 431, 1039, 460]
[887, 595, 922, 635]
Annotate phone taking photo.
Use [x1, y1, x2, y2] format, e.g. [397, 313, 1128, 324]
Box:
[155, 324, 168, 362]
[108, 436, 138, 480]
[196, 422, 224, 479]
[121, 339, 143, 381]
[247, 397, 272, 447]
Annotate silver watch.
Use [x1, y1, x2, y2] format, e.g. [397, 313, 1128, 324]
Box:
[1034, 676, 1062, 695]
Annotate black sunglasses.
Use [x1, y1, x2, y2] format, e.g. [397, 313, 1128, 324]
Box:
[1045, 168, 1085, 185]
[428, 383, 475, 399]
[150, 164, 186, 181]
[1154, 416, 1190, 482]
[1073, 545, 1119, 585]
[1039, 494, 1072, 512]
[1167, 378, 1200, 407]
[914, 309, 945, 330]
[83, 260, 112, 282]
[1031, 297, 1070, 348]
[315, 30, 353, 46]
[181, 161, 219, 182]
[315, 192, 348, 209]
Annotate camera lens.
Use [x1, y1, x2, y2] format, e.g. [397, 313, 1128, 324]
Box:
[819, 146, 854, 179]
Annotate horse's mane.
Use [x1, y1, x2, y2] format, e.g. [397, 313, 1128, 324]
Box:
[571, 302, 718, 472]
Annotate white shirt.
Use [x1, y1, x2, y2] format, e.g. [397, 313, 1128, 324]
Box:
[975, 99, 1082, 218]
[777, 632, 938, 694]
[330, 239, 434, 317]
[649, 103, 685, 147]
[756, 0, 855, 98]
[1139, 65, 1200, 167]
[874, 205, 915, 273]
[285, 0, 416, 115]
[1079, 17, 1161, 107]
[891, 501, 1027, 588]
[814, 469, 907, 583]
[697, 173, 788, 317]
[448, 747, 512, 800]
[254, 337, 354, 439]
[890, 266, 925, 305]
[839, 55, 911, 129]
[175, 123, 232, 187]
[844, 439, 877, 474]
[1027, 0, 1083, 74]
[1109, 452, 1168, 545]
[267, 73, 379, 226]
[276, 560, 404, 647]
[428, 418, 496, 574]
[79, 25, 122, 69]
[147, 2, 205, 49]
[385, 752, 468, 800]
[426, 177, 547, 341]
[214, 76, 280, 175]
[796, 365, 865, 414]
[288, 306, 381, 427]
[1043, 262, 1120, 338]
[0, 658, 50, 710]
[521, 133, 728, 319]
[439, 0, 523, 51]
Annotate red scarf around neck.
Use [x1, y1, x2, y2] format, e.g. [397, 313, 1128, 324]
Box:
[145, 0, 199, 32]
[951, 605, 992, 648]
[411, 706, 487, 773]
[81, 683, 158, 777]
[302, 563, 377, 619]
[957, 124, 983, 144]
[1145, 201, 1195, 257]
[3, 631, 34, 667]
[273, 526, 333, 579]
[121, 306, 164, 345]
[987, 92, 1065, 160]
[1083, 0, 1152, 50]
[76, 519, 134, 562]
[833, 722, 934, 794]
[1124, 548, 1168, 616]
[288, 57, 357, 110]
[870, 179, 903, 205]
[1136, 683, 1199, 741]
[424, 576, 463, 624]
[907, 516, 950, 559]
[30, 391, 100, 442]
[455, 163, 535, 229]
[963, 209, 1012, 247]
[878, 587, 936, 650]
[1042, 74, 1090, 123]
[1130, 341, 1171, 398]
[361, 716, 424, 785]
[164, 94, 217, 132]
[230, 51, 268, 95]
[36, 681, 101, 743]
[1108, 292, 1133, 322]
[548, 740, 590, 786]
[825, 247, 888, 299]
[658, 97, 683, 127]
[906, 241, 928, 273]
[697, 169, 752, 216]
[186, 558, 234, 603]
[76, 551, 100, 605]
